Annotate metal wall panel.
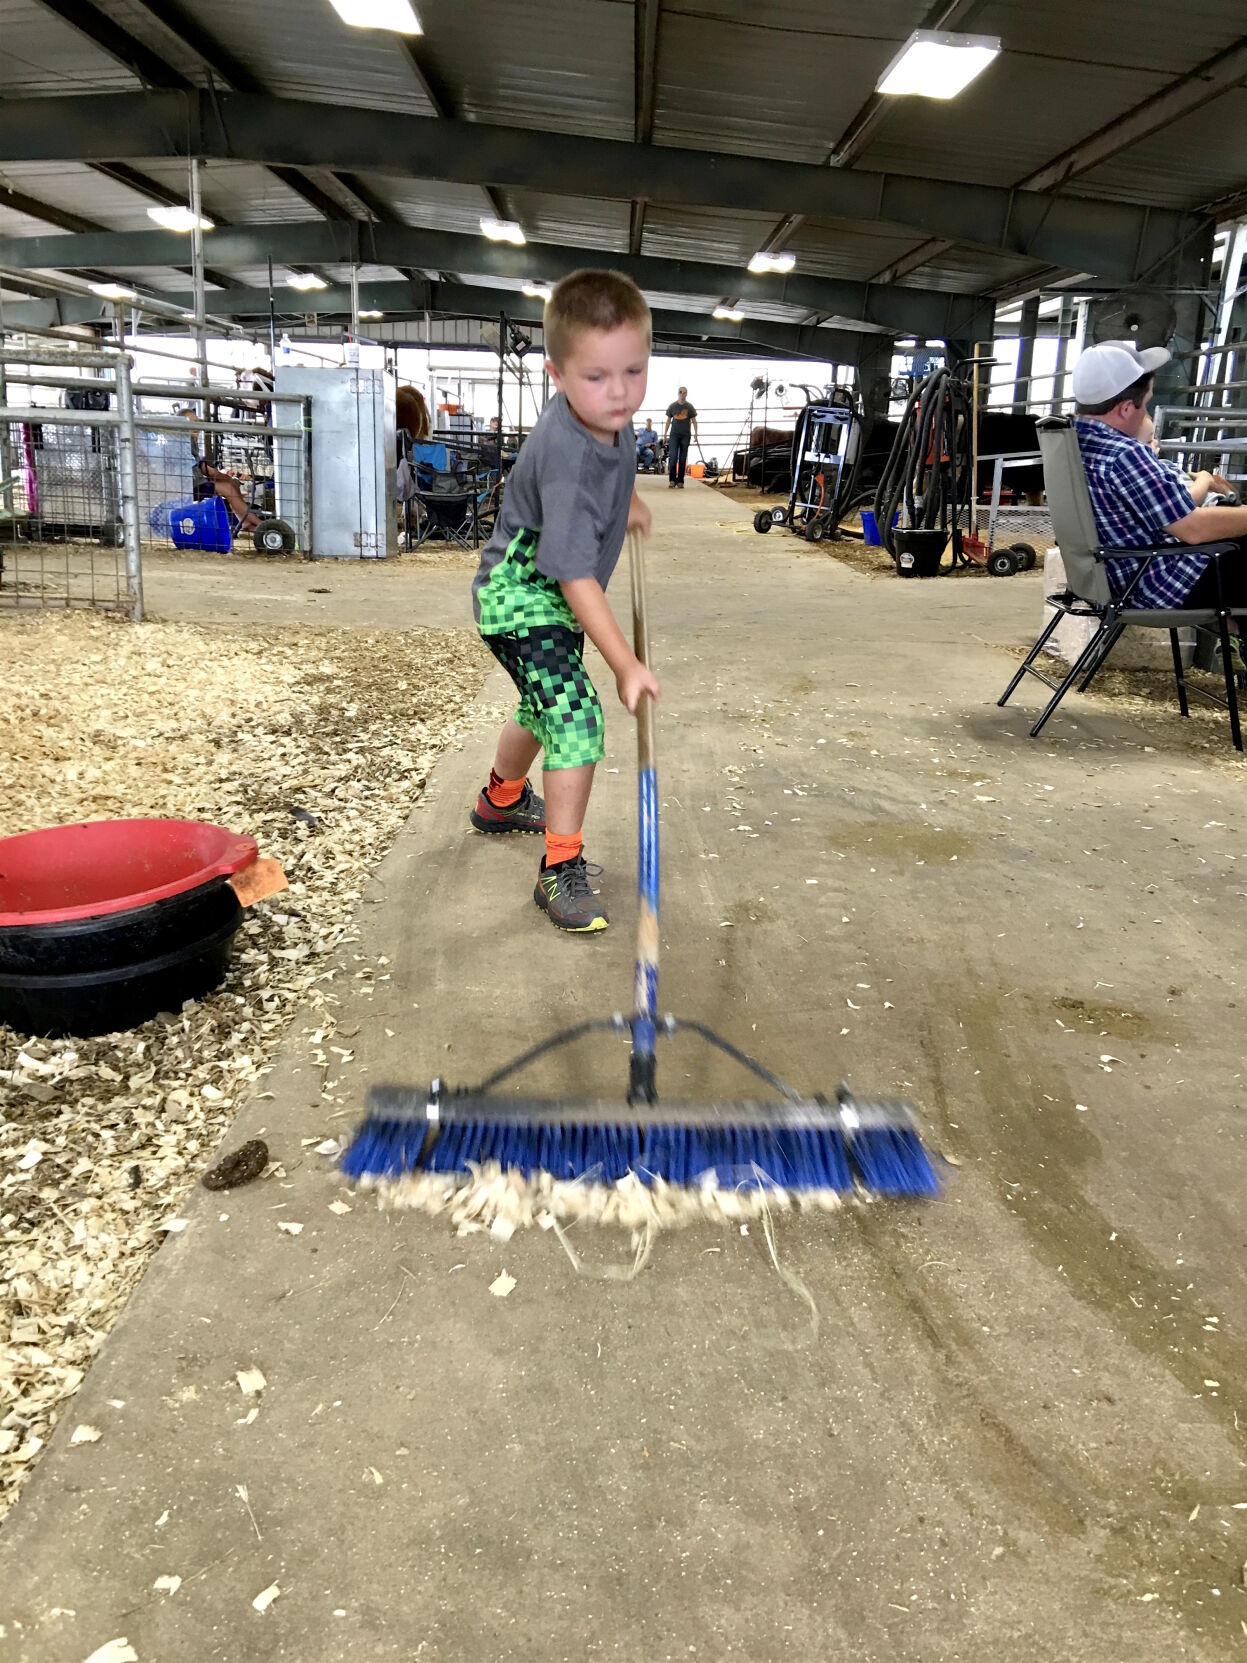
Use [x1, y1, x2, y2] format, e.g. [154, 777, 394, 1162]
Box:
[502, 193, 631, 253]
[169, 0, 436, 113]
[1070, 88, 1247, 211]
[651, 13, 885, 162]
[0, 205, 67, 241]
[0, 163, 162, 231]
[975, 0, 1244, 78]
[99, 0, 211, 82]
[640, 206, 783, 267]
[412, 0, 634, 137]
[787, 221, 925, 283]
[356, 177, 501, 239]
[113, 160, 322, 226]
[854, 57, 1171, 189]
[898, 245, 1049, 296]
[0, 0, 138, 96]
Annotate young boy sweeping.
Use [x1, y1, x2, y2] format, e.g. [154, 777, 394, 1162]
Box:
[469, 269, 658, 934]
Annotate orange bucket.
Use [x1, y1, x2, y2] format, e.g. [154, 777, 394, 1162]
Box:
[688, 462, 705, 478]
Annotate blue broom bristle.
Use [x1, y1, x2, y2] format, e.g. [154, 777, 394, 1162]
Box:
[340, 1118, 429, 1181]
[341, 1112, 939, 1198]
[639, 1124, 854, 1190]
[847, 1124, 941, 1197]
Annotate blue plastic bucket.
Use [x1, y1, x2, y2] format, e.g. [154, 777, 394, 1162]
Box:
[170, 496, 232, 553]
[860, 509, 900, 547]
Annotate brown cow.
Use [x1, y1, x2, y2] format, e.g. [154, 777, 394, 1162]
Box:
[396, 385, 430, 444]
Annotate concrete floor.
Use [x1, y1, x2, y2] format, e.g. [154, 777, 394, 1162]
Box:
[3, 480, 1247, 1660]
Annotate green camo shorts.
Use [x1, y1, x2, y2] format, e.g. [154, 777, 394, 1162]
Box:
[484, 625, 605, 771]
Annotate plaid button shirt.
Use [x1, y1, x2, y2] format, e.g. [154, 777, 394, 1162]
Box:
[1074, 419, 1204, 607]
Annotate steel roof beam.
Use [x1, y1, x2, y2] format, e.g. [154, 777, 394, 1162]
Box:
[0, 281, 861, 361]
[628, 0, 662, 256]
[0, 221, 996, 339]
[0, 172, 236, 290]
[125, 278, 876, 362]
[1019, 37, 1247, 194]
[0, 91, 1199, 285]
[869, 34, 1245, 293]
[0, 182, 101, 235]
[757, 0, 987, 263]
[397, 39, 507, 227]
[44, 0, 376, 270]
[871, 238, 958, 286]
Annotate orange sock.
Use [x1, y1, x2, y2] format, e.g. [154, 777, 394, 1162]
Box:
[544, 829, 583, 868]
[487, 769, 526, 808]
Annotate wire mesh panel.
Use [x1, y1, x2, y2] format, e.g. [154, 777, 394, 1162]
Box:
[133, 391, 311, 560]
[0, 407, 130, 615]
[964, 454, 1053, 560]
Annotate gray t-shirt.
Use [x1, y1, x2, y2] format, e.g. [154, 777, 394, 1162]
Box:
[473, 393, 635, 633]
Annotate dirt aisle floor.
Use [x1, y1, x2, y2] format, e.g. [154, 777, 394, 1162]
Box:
[3, 480, 1247, 1661]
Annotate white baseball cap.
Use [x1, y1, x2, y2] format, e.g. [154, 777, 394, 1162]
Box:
[1072, 339, 1170, 405]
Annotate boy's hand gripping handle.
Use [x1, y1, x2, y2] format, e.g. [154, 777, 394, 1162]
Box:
[628, 530, 660, 1104]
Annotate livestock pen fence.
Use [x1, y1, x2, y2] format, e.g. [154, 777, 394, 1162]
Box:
[0, 336, 311, 621]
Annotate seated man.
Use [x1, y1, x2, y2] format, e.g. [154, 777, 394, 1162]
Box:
[635, 416, 658, 467]
[1073, 340, 1247, 613]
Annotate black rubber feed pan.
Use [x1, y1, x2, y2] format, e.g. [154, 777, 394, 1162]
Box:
[0, 818, 258, 1038]
[0, 909, 243, 1038]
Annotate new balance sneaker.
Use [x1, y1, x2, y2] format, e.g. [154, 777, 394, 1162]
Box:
[534, 855, 609, 933]
[469, 779, 546, 834]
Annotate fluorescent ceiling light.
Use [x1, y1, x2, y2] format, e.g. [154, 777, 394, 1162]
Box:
[358, 309, 384, 319]
[288, 272, 328, 291]
[713, 306, 744, 322]
[747, 251, 795, 275]
[88, 281, 137, 300]
[896, 336, 918, 349]
[521, 282, 552, 300]
[328, 0, 421, 33]
[146, 204, 214, 232]
[876, 31, 1000, 99]
[481, 217, 526, 246]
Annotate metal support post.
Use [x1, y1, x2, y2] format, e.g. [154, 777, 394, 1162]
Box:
[0, 281, 11, 506]
[496, 311, 505, 444]
[1012, 295, 1040, 415]
[189, 157, 209, 428]
[113, 325, 143, 621]
[1051, 296, 1074, 414]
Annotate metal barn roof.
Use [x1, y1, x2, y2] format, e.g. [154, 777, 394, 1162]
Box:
[0, 0, 1243, 354]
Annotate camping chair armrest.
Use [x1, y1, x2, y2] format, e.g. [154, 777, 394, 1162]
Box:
[1094, 540, 1244, 564]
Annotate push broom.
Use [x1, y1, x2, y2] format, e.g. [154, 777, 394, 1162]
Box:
[342, 534, 939, 1200]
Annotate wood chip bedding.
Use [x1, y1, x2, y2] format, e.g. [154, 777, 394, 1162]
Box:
[0, 612, 488, 1522]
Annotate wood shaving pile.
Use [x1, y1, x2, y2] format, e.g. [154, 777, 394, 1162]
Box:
[0, 611, 488, 1522]
[369, 1160, 846, 1237]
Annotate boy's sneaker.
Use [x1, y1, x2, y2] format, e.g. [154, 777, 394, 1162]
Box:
[469, 780, 546, 834]
[534, 855, 608, 933]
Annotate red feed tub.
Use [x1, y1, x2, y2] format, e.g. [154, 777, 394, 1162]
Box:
[0, 818, 257, 927]
[0, 819, 259, 1037]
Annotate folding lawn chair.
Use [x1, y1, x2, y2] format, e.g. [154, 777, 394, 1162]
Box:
[997, 417, 1247, 750]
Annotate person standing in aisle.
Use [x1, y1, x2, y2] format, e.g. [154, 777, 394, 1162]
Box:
[664, 386, 698, 488]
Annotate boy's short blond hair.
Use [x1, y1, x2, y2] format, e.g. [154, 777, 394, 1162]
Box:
[543, 269, 652, 366]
